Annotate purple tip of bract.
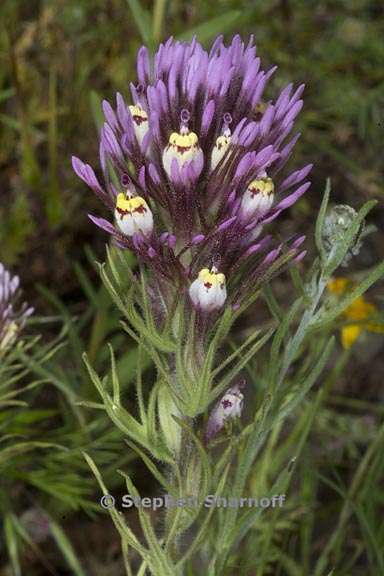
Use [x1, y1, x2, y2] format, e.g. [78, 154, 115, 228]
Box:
[279, 164, 313, 193]
[201, 100, 215, 134]
[141, 130, 152, 154]
[218, 216, 237, 232]
[148, 247, 157, 258]
[243, 242, 264, 258]
[282, 100, 303, 128]
[72, 156, 114, 209]
[168, 235, 177, 249]
[148, 163, 161, 185]
[255, 145, 276, 166]
[88, 214, 116, 235]
[132, 233, 145, 250]
[102, 99, 119, 131]
[235, 153, 252, 179]
[239, 122, 258, 147]
[138, 166, 146, 189]
[191, 234, 205, 245]
[294, 250, 307, 263]
[292, 235, 306, 249]
[101, 123, 122, 158]
[25, 306, 34, 317]
[262, 248, 280, 266]
[263, 182, 311, 225]
[275, 182, 311, 211]
[137, 46, 150, 85]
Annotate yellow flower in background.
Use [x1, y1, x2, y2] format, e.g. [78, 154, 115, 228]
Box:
[327, 278, 384, 349]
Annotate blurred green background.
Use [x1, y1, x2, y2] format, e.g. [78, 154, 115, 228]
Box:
[1, 1, 384, 574]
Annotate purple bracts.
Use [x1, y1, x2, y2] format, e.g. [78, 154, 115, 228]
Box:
[72, 35, 311, 304]
[0, 263, 33, 352]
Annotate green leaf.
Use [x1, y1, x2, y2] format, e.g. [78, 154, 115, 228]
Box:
[83, 353, 148, 447]
[83, 451, 148, 556]
[0, 441, 67, 467]
[177, 11, 242, 43]
[89, 90, 104, 132]
[209, 328, 275, 404]
[268, 299, 302, 389]
[125, 0, 152, 44]
[120, 470, 175, 575]
[122, 440, 175, 494]
[50, 520, 86, 576]
[315, 178, 331, 264]
[4, 514, 21, 576]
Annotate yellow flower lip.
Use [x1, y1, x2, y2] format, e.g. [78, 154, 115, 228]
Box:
[248, 177, 274, 196]
[129, 105, 148, 125]
[198, 267, 226, 288]
[169, 131, 199, 152]
[116, 192, 149, 215]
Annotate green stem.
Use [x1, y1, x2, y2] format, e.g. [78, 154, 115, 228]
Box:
[163, 424, 195, 568]
[152, 0, 167, 42]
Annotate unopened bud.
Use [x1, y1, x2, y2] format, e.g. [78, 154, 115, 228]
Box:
[322, 204, 364, 267]
[206, 384, 244, 441]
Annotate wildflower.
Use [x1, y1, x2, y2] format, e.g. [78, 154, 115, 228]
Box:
[115, 190, 154, 237]
[327, 277, 384, 349]
[72, 35, 312, 311]
[210, 112, 232, 170]
[128, 104, 149, 146]
[0, 263, 33, 353]
[206, 383, 244, 441]
[189, 266, 227, 312]
[239, 173, 275, 220]
[162, 109, 204, 180]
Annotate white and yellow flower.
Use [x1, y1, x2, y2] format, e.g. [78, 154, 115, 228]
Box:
[128, 105, 149, 146]
[211, 130, 231, 170]
[162, 128, 203, 178]
[240, 175, 274, 220]
[189, 267, 227, 312]
[114, 191, 153, 237]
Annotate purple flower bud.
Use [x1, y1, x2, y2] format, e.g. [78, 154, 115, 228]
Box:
[191, 234, 205, 245]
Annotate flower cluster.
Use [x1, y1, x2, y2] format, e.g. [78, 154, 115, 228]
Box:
[0, 263, 33, 353]
[72, 35, 311, 313]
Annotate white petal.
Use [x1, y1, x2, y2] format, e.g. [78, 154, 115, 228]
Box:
[134, 120, 149, 146]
